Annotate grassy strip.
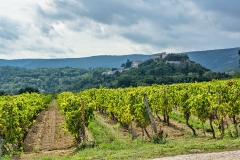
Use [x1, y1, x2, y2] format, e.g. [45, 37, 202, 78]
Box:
[85, 114, 130, 150]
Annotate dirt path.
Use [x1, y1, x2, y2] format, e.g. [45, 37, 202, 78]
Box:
[23, 100, 74, 152]
[152, 150, 240, 160]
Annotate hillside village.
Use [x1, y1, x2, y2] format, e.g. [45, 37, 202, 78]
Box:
[102, 52, 182, 75]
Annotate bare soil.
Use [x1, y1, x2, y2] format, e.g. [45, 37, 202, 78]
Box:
[23, 100, 74, 152]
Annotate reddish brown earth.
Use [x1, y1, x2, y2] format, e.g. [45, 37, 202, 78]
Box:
[23, 100, 74, 152]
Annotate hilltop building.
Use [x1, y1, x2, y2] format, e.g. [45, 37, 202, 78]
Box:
[154, 52, 167, 59]
[131, 60, 142, 68]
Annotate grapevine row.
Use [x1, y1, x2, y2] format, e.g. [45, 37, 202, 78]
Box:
[57, 79, 240, 140]
[0, 93, 52, 151]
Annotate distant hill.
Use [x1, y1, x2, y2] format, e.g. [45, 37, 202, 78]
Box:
[184, 47, 240, 72]
[0, 48, 239, 72]
[0, 55, 151, 69]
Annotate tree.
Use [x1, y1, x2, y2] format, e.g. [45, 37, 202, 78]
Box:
[18, 87, 40, 94]
[121, 63, 126, 68]
[125, 59, 132, 68]
[117, 75, 135, 87]
[238, 50, 240, 68]
[0, 90, 7, 96]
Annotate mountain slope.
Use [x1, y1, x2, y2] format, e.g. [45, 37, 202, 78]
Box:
[0, 55, 151, 69]
[184, 47, 240, 72]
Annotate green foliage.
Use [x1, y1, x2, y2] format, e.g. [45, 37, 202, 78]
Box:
[238, 50, 240, 68]
[18, 87, 39, 94]
[115, 54, 230, 88]
[164, 53, 189, 61]
[57, 92, 95, 143]
[0, 66, 109, 94]
[121, 59, 133, 69]
[0, 93, 52, 154]
[0, 90, 8, 96]
[150, 131, 167, 144]
[71, 78, 240, 139]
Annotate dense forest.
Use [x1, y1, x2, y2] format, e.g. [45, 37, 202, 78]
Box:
[0, 54, 230, 94]
[0, 67, 108, 94]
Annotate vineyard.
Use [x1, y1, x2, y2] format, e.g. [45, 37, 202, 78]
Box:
[57, 79, 240, 142]
[1, 79, 240, 159]
[0, 93, 52, 154]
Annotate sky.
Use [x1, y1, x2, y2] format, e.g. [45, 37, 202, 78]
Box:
[0, 0, 240, 59]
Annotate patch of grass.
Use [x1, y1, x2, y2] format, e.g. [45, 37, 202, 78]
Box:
[169, 112, 212, 132]
[87, 114, 131, 150]
[113, 122, 121, 130]
[0, 155, 12, 160]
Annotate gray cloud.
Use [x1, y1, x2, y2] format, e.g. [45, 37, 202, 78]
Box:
[195, 1, 240, 18]
[0, 16, 21, 41]
[36, 3, 76, 21]
[1, 0, 240, 59]
[40, 24, 54, 36]
[193, 1, 240, 32]
[0, 15, 68, 57]
[36, 0, 201, 45]
[37, 0, 140, 26]
[37, 0, 196, 29]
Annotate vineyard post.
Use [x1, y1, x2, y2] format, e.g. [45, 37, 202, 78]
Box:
[218, 90, 225, 139]
[143, 94, 157, 134]
[81, 101, 86, 142]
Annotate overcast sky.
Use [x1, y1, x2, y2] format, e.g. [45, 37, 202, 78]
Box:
[0, 0, 240, 59]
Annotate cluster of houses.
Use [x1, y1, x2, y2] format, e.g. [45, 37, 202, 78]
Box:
[102, 52, 181, 75]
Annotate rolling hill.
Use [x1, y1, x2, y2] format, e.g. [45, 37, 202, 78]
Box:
[184, 47, 240, 72]
[0, 55, 151, 69]
[0, 48, 239, 72]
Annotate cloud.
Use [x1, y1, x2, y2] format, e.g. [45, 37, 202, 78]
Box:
[0, 16, 21, 41]
[1, 0, 240, 59]
[193, 1, 240, 32]
[37, 0, 140, 26]
[0, 15, 70, 58]
[36, 1, 200, 46]
[35, 1, 214, 48]
[40, 24, 55, 36]
[36, 3, 76, 21]
[195, 0, 240, 18]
